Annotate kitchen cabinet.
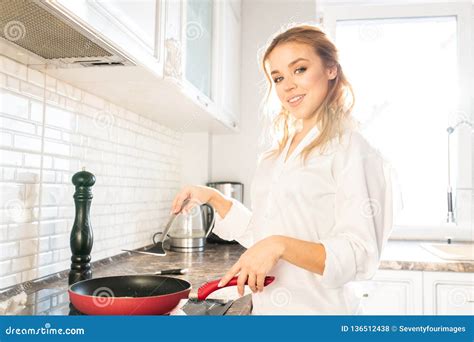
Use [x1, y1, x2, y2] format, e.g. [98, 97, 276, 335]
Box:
[359, 269, 474, 315]
[184, 0, 213, 99]
[358, 270, 423, 315]
[164, 0, 217, 116]
[37, 0, 241, 132]
[93, 0, 158, 53]
[164, 0, 242, 129]
[423, 271, 474, 315]
[213, 0, 242, 128]
[52, 0, 166, 75]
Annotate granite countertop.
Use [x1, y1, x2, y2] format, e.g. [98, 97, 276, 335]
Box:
[1, 239, 472, 316]
[0, 242, 252, 316]
[380, 240, 474, 273]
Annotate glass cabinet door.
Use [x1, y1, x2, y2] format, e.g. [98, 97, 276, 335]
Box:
[184, 0, 213, 100]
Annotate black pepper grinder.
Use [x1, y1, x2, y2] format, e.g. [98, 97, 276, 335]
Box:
[68, 169, 95, 285]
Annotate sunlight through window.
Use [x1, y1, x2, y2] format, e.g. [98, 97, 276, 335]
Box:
[336, 16, 458, 226]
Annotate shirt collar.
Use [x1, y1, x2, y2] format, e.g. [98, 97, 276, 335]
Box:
[282, 124, 321, 164]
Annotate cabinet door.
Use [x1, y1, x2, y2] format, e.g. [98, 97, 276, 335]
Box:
[214, 0, 241, 128]
[93, 0, 158, 53]
[165, 0, 182, 41]
[184, 0, 213, 99]
[423, 271, 474, 315]
[54, 0, 164, 75]
[357, 270, 423, 315]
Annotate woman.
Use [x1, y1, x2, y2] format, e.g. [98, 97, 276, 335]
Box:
[171, 25, 393, 315]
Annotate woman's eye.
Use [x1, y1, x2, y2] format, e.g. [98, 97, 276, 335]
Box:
[273, 76, 283, 83]
[295, 67, 307, 74]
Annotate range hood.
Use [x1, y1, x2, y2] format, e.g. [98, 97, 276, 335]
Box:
[0, 0, 134, 68]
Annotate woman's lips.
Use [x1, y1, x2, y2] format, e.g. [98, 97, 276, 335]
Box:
[287, 94, 305, 107]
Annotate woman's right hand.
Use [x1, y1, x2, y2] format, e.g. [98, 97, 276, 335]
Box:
[170, 185, 216, 214]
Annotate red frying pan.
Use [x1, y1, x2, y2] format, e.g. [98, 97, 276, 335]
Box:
[69, 275, 275, 315]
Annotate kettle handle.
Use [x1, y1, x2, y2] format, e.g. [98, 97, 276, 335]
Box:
[202, 203, 216, 238]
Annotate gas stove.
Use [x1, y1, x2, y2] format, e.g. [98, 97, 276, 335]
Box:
[14, 288, 234, 316]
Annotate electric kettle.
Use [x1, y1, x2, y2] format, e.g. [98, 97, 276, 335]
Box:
[167, 203, 215, 252]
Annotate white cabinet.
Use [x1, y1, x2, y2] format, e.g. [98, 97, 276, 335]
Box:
[42, 0, 240, 132]
[357, 270, 423, 315]
[163, 0, 183, 78]
[423, 271, 474, 315]
[184, 0, 213, 99]
[163, 0, 216, 116]
[53, 0, 165, 73]
[92, 0, 158, 53]
[359, 269, 474, 315]
[213, 0, 241, 128]
[163, 0, 242, 129]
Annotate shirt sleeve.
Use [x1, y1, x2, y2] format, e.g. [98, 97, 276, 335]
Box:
[211, 197, 254, 248]
[319, 134, 393, 288]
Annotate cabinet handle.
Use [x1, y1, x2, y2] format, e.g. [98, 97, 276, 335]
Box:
[362, 293, 369, 298]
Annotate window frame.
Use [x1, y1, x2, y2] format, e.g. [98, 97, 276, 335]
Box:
[322, 3, 473, 241]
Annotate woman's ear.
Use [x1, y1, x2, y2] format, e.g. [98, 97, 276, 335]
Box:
[327, 65, 338, 80]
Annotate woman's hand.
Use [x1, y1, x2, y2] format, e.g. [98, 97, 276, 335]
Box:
[170, 185, 216, 214]
[171, 185, 233, 218]
[218, 236, 286, 296]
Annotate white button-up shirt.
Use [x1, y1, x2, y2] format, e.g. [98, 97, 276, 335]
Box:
[212, 125, 393, 315]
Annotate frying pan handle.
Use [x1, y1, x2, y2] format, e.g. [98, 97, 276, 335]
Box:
[197, 276, 275, 300]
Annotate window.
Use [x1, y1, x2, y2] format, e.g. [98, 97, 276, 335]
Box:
[324, 4, 472, 232]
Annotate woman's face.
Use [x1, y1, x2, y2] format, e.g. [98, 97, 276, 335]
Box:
[267, 42, 336, 123]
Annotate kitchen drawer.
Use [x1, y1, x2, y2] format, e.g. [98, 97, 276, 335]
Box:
[356, 270, 423, 315]
[435, 283, 474, 314]
[423, 271, 474, 315]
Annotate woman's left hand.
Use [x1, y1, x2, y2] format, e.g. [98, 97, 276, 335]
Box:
[218, 235, 285, 296]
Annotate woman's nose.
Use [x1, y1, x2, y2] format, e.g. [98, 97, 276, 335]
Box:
[283, 77, 296, 91]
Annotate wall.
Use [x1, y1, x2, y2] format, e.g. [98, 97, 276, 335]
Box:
[181, 132, 210, 186]
[0, 56, 183, 289]
[211, 0, 317, 206]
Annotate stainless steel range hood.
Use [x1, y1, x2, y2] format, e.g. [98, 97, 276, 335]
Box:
[0, 0, 134, 68]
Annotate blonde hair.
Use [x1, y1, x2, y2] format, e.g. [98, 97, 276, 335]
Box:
[261, 24, 355, 162]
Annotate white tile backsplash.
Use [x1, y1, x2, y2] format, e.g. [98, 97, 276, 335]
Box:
[0, 92, 28, 118]
[0, 56, 183, 289]
[0, 57, 27, 80]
